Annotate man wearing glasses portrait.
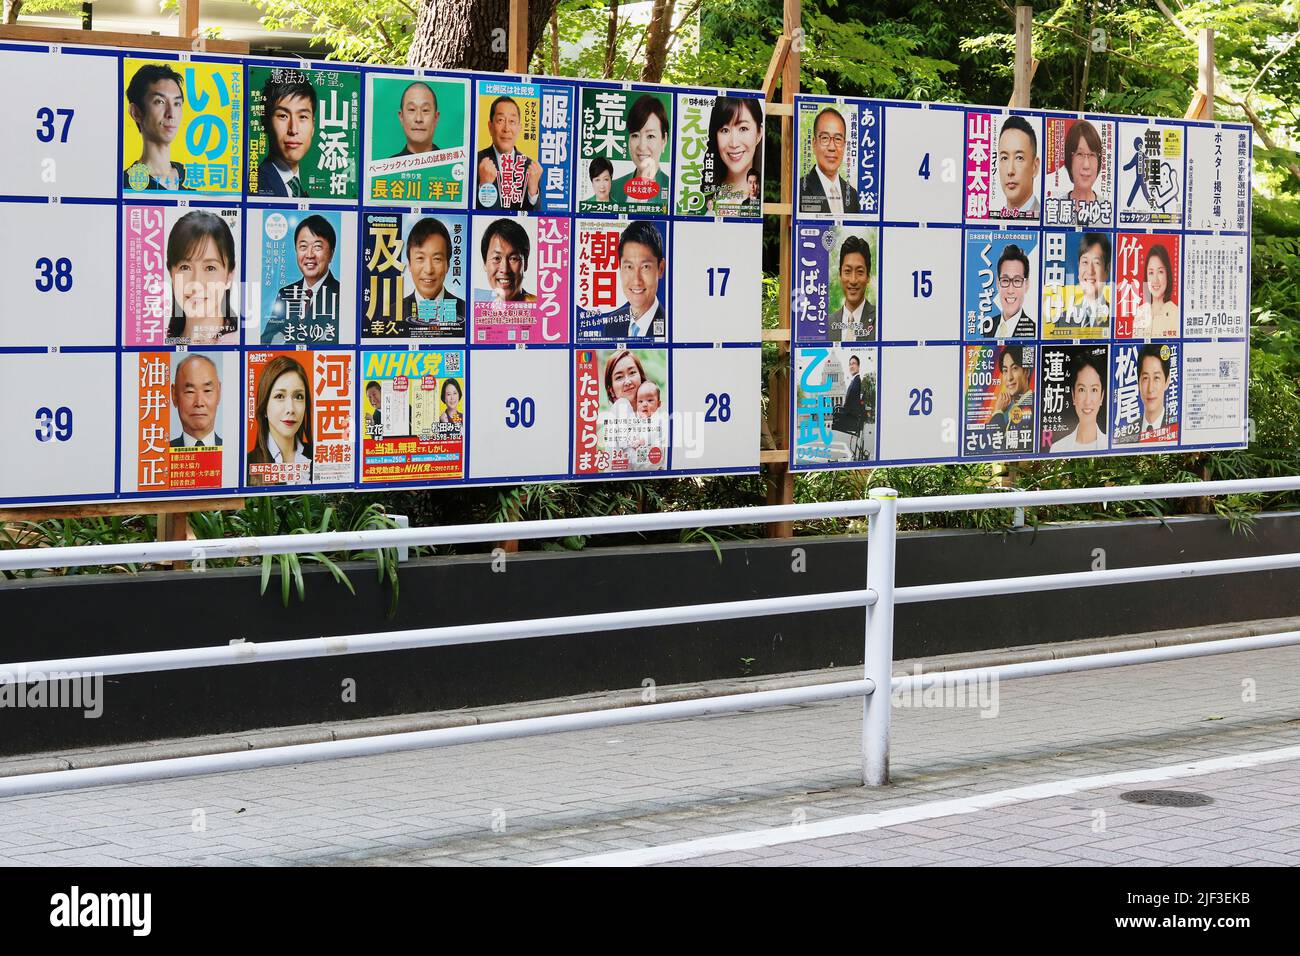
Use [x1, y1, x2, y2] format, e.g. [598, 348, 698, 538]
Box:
[799, 107, 860, 215]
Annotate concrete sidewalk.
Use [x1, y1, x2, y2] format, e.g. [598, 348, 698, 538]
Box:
[1, 631, 1298, 865]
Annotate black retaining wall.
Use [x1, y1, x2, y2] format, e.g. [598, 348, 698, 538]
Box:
[2, 512, 1298, 754]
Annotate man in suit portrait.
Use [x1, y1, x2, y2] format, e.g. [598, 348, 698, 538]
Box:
[170, 354, 222, 447]
[478, 217, 535, 303]
[997, 115, 1040, 217]
[827, 235, 876, 341]
[390, 82, 441, 157]
[834, 354, 866, 436]
[263, 215, 340, 345]
[991, 244, 1037, 339]
[601, 220, 666, 340]
[401, 216, 465, 335]
[799, 107, 859, 215]
[256, 73, 317, 198]
[477, 96, 541, 211]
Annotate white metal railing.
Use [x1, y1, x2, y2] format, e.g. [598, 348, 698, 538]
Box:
[2, 476, 1300, 799]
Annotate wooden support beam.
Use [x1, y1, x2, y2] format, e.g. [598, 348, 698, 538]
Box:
[0, 498, 245, 522]
[178, 0, 200, 42]
[760, 449, 789, 465]
[1010, 4, 1035, 109]
[1195, 27, 1215, 120]
[0, 24, 249, 53]
[509, 0, 530, 73]
[761, 328, 792, 342]
[761, 201, 793, 216]
[761, 34, 792, 103]
[766, 101, 794, 118]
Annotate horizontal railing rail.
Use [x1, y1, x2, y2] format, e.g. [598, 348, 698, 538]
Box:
[0, 475, 1297, 803]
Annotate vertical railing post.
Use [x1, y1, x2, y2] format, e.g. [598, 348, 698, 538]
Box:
[863, 486, 898, 786]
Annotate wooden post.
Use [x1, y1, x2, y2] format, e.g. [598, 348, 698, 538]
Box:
[179, 0, 200, 41]
[1009, 4, 1035, 109]
[508, 0, 530, 74]
[763, 0, 799, 538]
[1195, 28, 1215, 120]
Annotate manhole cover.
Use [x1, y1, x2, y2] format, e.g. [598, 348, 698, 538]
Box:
[1119, 790, 1214, 807]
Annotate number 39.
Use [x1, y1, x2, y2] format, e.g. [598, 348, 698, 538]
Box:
[35, 406, 74, 442]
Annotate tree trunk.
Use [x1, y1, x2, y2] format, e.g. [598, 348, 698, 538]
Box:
[408, 0, 559, 72]
[640, 0, 676, 83]
[603, 0, 619, 79]
[4, 0, 24, 26]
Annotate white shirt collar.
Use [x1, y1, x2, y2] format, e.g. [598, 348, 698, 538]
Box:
[995, 308, 1026, 337]
[1142, 407, 1166, 431]
[180, 429, 215, 447]
[815, 166, 844, 213]
[271, 159, 300, 187]
[270, 440, 307, 465]
[628, 298, 661, 338]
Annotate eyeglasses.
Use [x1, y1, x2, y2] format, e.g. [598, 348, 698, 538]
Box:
[998, 276, 1027, 288]
[1073, 150, 1099, 162]
[814, 133, 846, 147]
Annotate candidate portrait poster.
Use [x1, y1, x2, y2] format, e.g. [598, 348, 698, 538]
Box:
[470, 215, 570, 344]
[674, 92, 764, 218]
[122, 205, 241, 347]
[794, 345, 877, 467]
[574, 348, 669, 474]
[361, 212, 469, 342]
[1042, 117, 1114, 228]
[1039, 344, 1110, 455]
[1041, 230, 1113, 340]
[121, 350, 239, 493]
[121, 58, 243, 198]
[794, 222, 879, 342]
[360, 349, 465, 483]
[963, 343, 1036, 458]
[1117, 122, 1183, 226]
[1114, 233, 1180, 339]
[965, 110, 1043, 223]
[473, 79, 573, 213]
[245, 350, 353, 487]
[247, 66, 360, 200]
[1111, 342, 1179, 448]
[963, 229, 1040, 340]
[577, 87, 673, 216]
[364, 73, 470, 207]
[246, 208, 356, 346]
[574, 219, 668, 344]
[795, 101, 879, 217]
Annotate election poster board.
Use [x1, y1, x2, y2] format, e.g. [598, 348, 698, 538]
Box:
[0, 40, 765, 508]
[790, 92, 1252, 470]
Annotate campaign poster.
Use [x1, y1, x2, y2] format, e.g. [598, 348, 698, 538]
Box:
[1186, 125, 1250, 232]
[965, 110, 1042, 222]
[122, 205, 241, 347]
[962, 344, 1036, 458]
[1182, 341, 1247, 446]
[674, 92, 764, 218]
[1039, 344, 1110, 455]
[247, 66, 360, 200]
[577, 87, 673, 215]
[471, 215, 571, 344]
[795, 101, 863, 216]
[962, 229, 1040, 340]
[1111, 342, 1179, 448]
[1183, 234, 1249, 338]
[1042, 117, 1114, 228]
[1117, 122, 1183, 226]
[793, 345, 877, 466]
[124, 350, 239, 493]
[360, 212, 468, 341]
[245, 350, 353, 486]
[574, 219, 668, 343]
[247, 208, 355, 346]
[574, 348, 669, 474]
[1041, 230, 1113, 339]
[364, 73, 470, 207]
[121, 58, 243, 197]
[794, 222, 879, 342]
[1114, 233, 1180, 339]
[360, 349, 465, 482]
[473, 80, 573, 213]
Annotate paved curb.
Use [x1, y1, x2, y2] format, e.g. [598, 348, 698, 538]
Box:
[3, 615, 1299, 778]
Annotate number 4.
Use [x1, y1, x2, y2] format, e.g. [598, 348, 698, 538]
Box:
[918, 153, 931, 180]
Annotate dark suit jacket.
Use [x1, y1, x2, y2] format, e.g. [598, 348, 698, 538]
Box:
[600, 302, 665, 341]
[170, 434, 222, 448]
[390, 143, 442, 158]
[476, 146, 538, 211]
[263, 273, 341, 344]
[799, 168, 860, 215]
[827, 302, 877, 342]
[834, 374, 865, 434]
[256, 159, 293, 197]
[122, 161, 191, 192]
[401, 290, 465, 336]
[993, 311, 1037, 339]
